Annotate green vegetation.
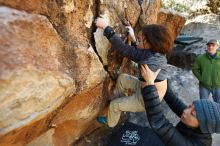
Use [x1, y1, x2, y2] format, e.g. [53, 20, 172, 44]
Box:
[162, 0, 190, 13]
[161, 0, 220, 17]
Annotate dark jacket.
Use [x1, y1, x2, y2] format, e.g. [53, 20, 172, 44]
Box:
[141, 85, 212, 146]
[103, 26, 168, 81]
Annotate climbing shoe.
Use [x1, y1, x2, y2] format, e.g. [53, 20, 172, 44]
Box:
[96, 116, 107, 125]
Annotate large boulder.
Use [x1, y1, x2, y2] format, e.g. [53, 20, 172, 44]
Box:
[0, 0, 107, 92]
[0, 4, 106, 146]
[0, 0, 48, 14]
[182, 14, 220, 41]
[139, 0, 161, 25]
[157, 9, 186, 39]
[0, 6, 74, 136]
[26, 84, 105, 146]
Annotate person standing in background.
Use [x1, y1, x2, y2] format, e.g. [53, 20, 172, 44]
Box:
[192, 39, 220, 103]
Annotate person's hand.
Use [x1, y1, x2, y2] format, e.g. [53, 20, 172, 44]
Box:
[94, 17, 108, 29]
[125, 26, 136, 42]
[140, 64, 161, 87]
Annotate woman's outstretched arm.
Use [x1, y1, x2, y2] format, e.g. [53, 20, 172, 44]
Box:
[163, 82, 187, 118]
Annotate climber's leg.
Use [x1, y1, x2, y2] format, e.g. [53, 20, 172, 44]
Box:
[114, 73, 140, 98]
[108, 89, 144, 127]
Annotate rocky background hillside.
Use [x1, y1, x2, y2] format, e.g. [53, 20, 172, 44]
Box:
[0, 0, 219, 146]
[162, 0, 220, 17]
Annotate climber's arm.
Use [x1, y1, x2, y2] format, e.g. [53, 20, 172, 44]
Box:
[95, 17, 153, 63]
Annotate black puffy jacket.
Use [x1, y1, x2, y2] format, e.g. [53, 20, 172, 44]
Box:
[141, 85, 212, 146]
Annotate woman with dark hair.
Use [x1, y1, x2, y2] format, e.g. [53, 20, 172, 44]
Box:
[95, 17, 174, 127]
[139, 24, 173, 55]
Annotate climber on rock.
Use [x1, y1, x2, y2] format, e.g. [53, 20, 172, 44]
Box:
[94, 17, 174, 127]
[140, 64, 220, 146]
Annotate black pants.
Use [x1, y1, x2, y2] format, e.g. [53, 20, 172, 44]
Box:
[109, 122, 164, 146]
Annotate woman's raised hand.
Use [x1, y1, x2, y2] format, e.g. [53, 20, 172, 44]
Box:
[140, 64, 161, 86]
[94, 17, 108, 29]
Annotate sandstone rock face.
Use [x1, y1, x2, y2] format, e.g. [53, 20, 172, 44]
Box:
[26, 129, 55, 146]
[125, 0, 141, 27]
[0, 0, 187, 146]
[0, 0, 48, 14]
[0, 6, 74, 135]
[158, 9, 186, 38]
[139, 0, 161, 25]
[51, 84, 105, 146]
[1, 0, 107, 92]
[0, 3, 106, 146]
[25, 84, 105, 146]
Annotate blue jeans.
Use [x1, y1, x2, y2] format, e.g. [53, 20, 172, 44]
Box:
[199, 85, 220, 103]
